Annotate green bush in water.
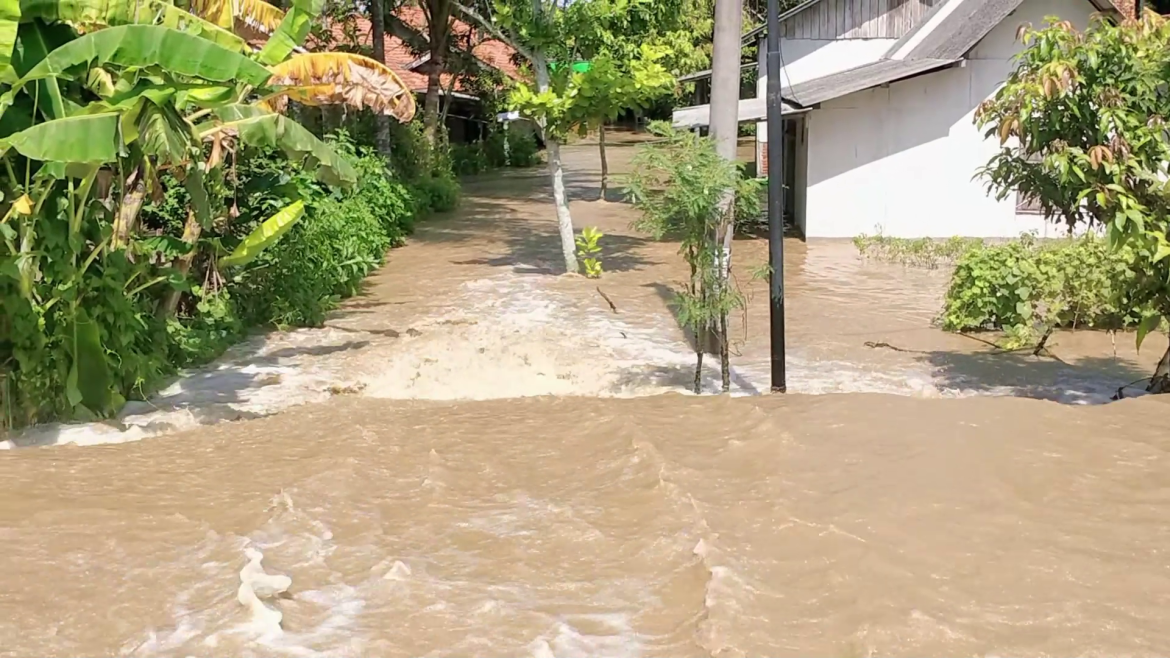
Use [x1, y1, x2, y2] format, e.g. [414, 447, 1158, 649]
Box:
[940, 234, 1159, 346]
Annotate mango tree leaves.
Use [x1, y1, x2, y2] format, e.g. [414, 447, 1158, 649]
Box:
[1136, 313, 1163, 351]
[0, 111, 118, 162]
[220, 199, 304, 268]
[12, 24, 270, 92]
[256, 0, 324, 66]
[201, 104, 357, 186]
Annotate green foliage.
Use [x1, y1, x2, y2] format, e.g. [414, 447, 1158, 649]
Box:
[853, 231, 984, 269]
[409, 170, 460, 215]
[450, 140, 490, 175]
[627, 122, 748, 388]
[487, 127, 541, 168]
[450, 129, 542, 174]
[218, 133, 415, 327]
[1, 177, 173, 424]
[730, 175, 766, 234]
[166, 285, 244, 367]
[482, 0, 690, 139]
[0, 0, 434, 429]
[509, 45, 676, 140]
[940, 234, 1159, 347]
[975, 12, 1170, 349]
[220, 200, 306, 268]
[576, 226, 603, 278]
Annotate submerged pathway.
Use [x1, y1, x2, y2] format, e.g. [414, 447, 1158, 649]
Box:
[4, 135, 1163, 448]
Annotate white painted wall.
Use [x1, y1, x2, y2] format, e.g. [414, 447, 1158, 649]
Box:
[801, 0, 1097, 238]
[756, 37, 893, 143]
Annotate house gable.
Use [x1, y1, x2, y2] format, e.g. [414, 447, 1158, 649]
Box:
[775, 0, 943, 40]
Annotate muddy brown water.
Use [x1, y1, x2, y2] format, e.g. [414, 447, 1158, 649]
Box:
[3, 134, 1170, 655]
[3, 394, 1170, 656]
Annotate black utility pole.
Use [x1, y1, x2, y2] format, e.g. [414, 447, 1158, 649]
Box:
[765, 0, 787, 392]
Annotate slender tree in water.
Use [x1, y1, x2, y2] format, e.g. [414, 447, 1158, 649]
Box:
[707, 0, 744, 390]
[627, 124, 761, 393]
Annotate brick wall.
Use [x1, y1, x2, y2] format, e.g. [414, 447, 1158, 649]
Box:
[760, 146, 768, 176]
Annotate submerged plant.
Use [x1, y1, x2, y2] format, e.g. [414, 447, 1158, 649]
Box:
[576, 226, 604, 278]
[626, 122, 749, 393]
[853, 229, 984, 269]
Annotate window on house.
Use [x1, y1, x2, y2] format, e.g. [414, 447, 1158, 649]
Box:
[1016, 152, 1045, 215]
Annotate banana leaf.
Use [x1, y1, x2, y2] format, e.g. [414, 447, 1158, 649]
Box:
[19, 0, 247, 52]
[220, 199, 305, 268]
[8, 20, 69, 117]
[256, 0, 323, 66]
[202, 104, 356, 186]
[135, 99, 198, 162]
[0, 0, 18, 76]
[13, 24, 270, 93]
[0, 111, 118, 162]
[66, 306, 113, 415]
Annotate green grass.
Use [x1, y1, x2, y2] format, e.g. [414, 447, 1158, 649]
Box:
[853, 232, 984, 269]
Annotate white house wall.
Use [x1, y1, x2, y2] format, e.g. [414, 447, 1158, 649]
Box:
[802, 0, 1097, 238]
[757, 38, 894, 142]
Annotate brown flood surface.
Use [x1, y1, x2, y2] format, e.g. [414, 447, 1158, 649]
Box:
[3, 133, 1170, 655]
[2, 393, 1170, 656]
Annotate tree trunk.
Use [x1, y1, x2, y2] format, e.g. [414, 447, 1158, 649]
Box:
[1147, 343, 1170, 394]
[532, 51, 578, 274]
[598, 124, 609, 201]
[708, 0, 744, 392]
[423, 0, 452, 148]
[370, 0, 391, 156]
[694, 351, 703, 394]
[112, 166, 146, 251]
[159, 210, 202, 318]
[545, 138, 579, 274]
[719, 312, 731, 392]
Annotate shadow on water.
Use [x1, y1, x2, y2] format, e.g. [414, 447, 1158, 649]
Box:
[917, 349, 1151, 403]
[410, 195, 660, 275]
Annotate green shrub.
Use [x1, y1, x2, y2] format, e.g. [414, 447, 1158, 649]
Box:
[3, 127, 420, 428]
[450, 141, 491, 175]
[409, 172, 461, 215]
[2, 190, 173, 425]
[940, 234, 1155, 345]
[227, 134, 413, 327]
[485, 129, 541, 168]
[167, 287, 245, 368]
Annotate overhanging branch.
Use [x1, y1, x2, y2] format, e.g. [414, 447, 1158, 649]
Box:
[450, 0, 536, 63]
[384, 12, 497, 76]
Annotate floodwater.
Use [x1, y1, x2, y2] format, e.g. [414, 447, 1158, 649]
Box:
[3, 394, 1170, 656]
[2, 133, 1169, 655]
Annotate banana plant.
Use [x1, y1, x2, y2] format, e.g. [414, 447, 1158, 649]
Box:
[0, 0, 416, 419]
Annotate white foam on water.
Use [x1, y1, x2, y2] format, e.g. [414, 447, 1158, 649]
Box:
[2, 262, 1139, 451]
[529, 613, 643, 658]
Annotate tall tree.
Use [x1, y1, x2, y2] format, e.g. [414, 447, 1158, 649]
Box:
[453, 0, 581, 273]
[453, 0, 692, 273]
[569, 0, 695, 199]
[707, 0, 743, 391]
[419, 0, 453, 146]
[370, 0, 393, 155]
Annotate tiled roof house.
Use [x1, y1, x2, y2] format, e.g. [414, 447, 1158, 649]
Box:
[322, 6, 521, 98]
